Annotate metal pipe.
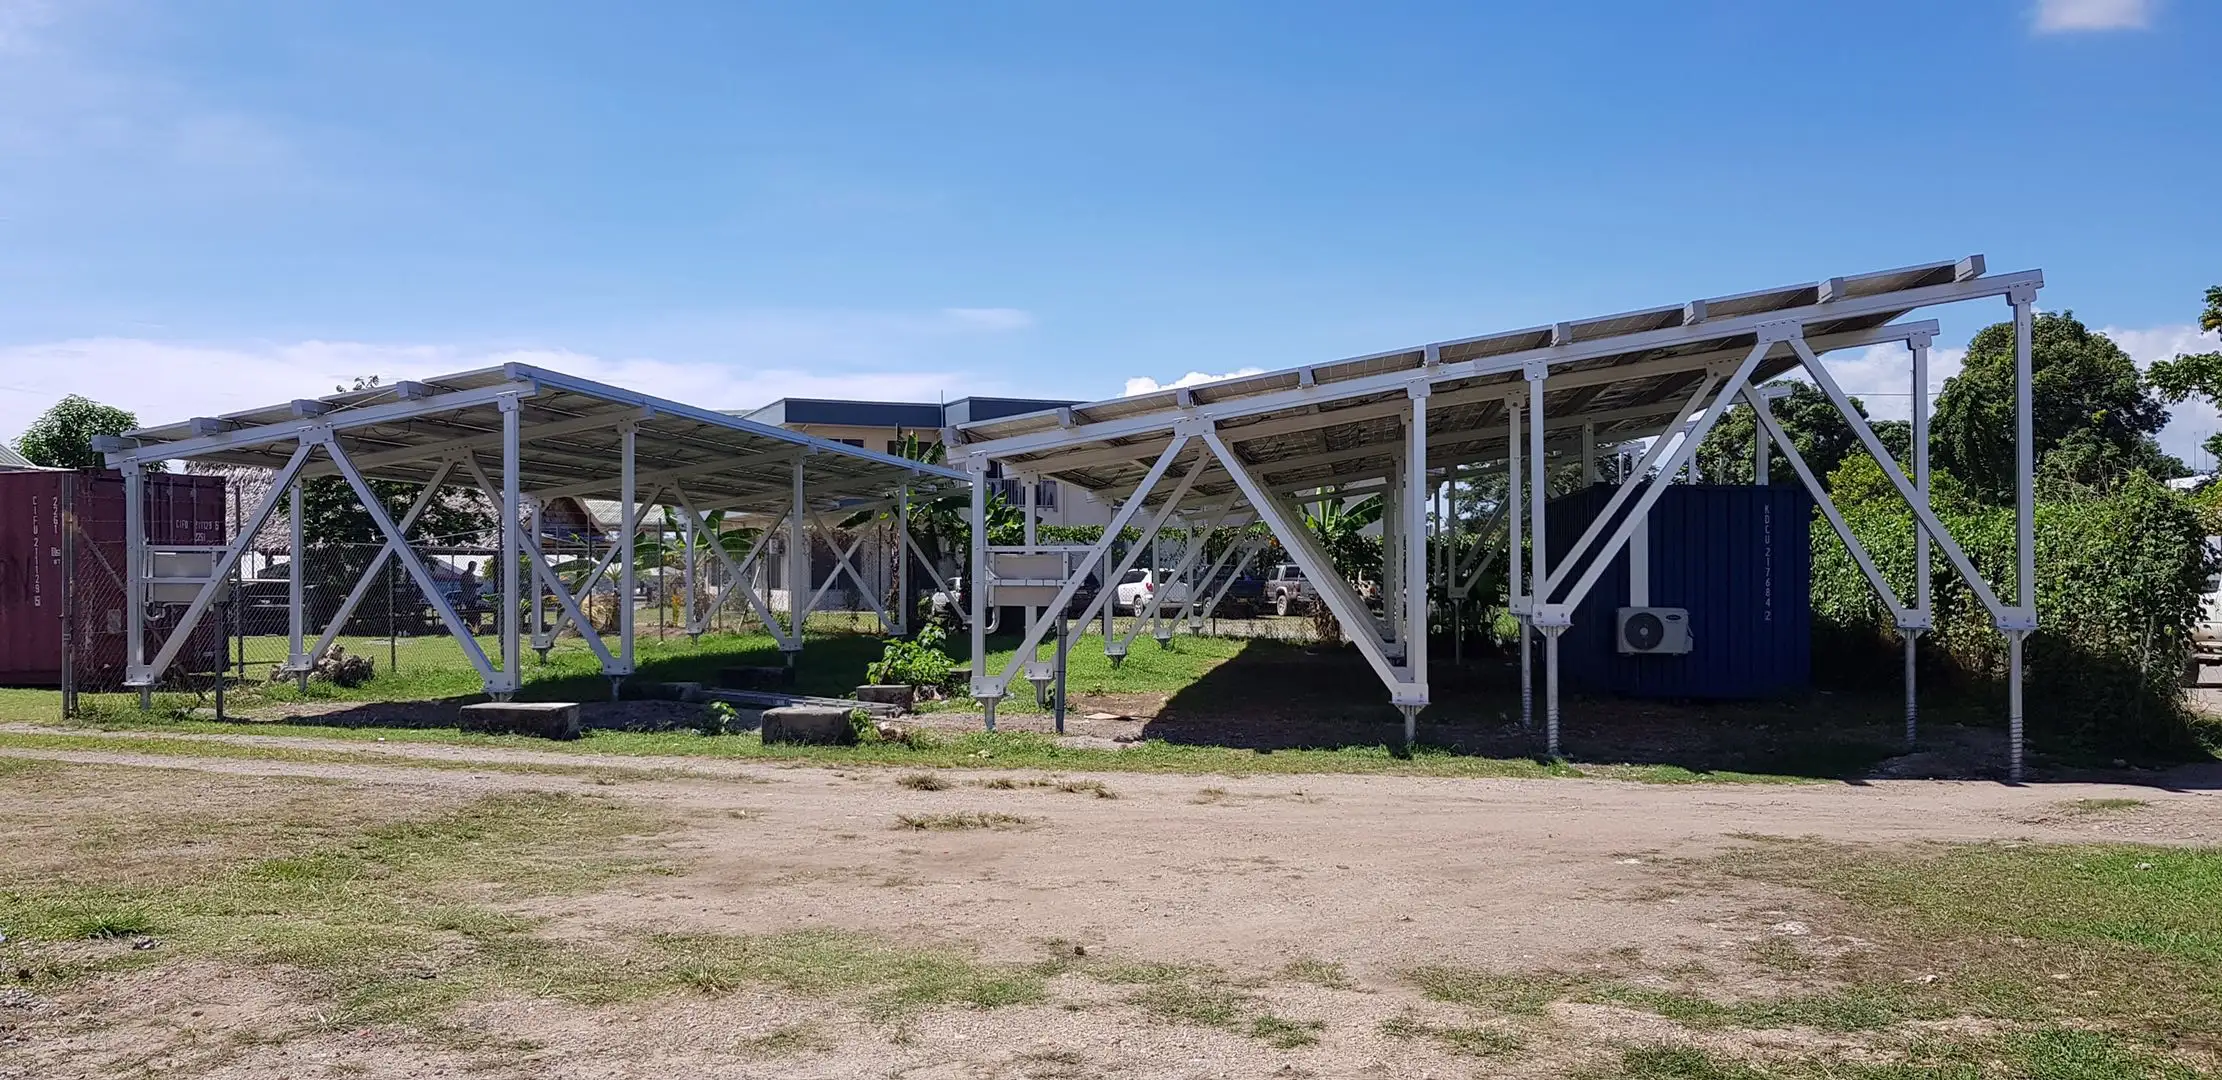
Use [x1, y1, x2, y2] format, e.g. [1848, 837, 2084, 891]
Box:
[967, 459, 991, 727]
[125, 464, 148, 709]
[789, 456, 808, 652]
[500, 396, 522, 694]
[1910, 334, 1931, 748]
[2009, 631, 2026, 782]
[289, 475, 306, 689]
[619, 423, 636, 676]
[1545, 628, 1562, 757]
[1508, 390, 1529, 729]
[896, 485, 910, 636]
[1405, 386, 1430, 696]
[529, 501, 546, 656]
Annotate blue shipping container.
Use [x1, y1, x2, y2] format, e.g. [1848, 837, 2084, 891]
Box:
[1542, 483, 1812, 699]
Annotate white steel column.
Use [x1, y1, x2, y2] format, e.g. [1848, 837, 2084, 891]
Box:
[529, 501, 547, 658]
[1507, 391, 1530, 730]
[1023, 475, 1041, 663]
[967, 459, 992, 727]
[787, 455, 807, 660]
[896, 485, 911, 636]
[1581, 422, 1597, 485]
[1907, 332, 1932, 748]
[125, 462, 149, 708]
[498, 394, 522, 696]
[618, 422, 637, 681]
[682, 508, 699, 638]
[1755, 404, 1771, 486]
[1400, 383, 1430, 744]
[2008, 286, 2039, 781]
[1526, 361, 1562, 757]
[288, 476, 306, 689]
[1382, 459, 1403, 654]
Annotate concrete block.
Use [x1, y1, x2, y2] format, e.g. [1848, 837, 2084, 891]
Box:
[761, 705, 855, 746]
[719, 665, 795, 691]
[853, 684, 915, 712]
[459, 701, 582, 740]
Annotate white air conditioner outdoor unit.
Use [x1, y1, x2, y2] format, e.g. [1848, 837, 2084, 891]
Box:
[1616, 607, 1692, 655]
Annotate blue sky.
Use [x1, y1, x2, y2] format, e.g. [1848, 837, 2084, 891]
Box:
[2, 0, 2217, 459]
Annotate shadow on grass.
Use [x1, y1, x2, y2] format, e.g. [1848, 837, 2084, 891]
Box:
[1131, 636, 1929, 782]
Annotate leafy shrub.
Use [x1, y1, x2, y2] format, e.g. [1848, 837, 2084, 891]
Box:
[697, 701, 737, 736]
[867, 625, 958, 690]
[1811, 460, 2214, 755]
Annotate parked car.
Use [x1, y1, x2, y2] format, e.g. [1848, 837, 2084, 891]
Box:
[2188, 557, 2222, 685]
[932, 571, 1101, 627]
[1263, 563, 1316, 616]
[1200, 570, 1265, 618]
[1112, 568, 1190, 614]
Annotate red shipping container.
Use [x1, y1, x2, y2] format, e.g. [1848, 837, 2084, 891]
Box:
[0, 469, 230, 688]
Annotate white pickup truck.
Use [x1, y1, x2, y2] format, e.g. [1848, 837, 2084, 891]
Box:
[2191, 566, 2222, 686]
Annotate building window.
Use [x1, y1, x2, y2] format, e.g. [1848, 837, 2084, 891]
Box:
[834, 438, 864, 448]
[886, 439, 905, 456]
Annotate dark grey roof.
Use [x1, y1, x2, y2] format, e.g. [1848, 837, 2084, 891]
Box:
[742, 395, 1080, 431]
[743, 398, 946, 429]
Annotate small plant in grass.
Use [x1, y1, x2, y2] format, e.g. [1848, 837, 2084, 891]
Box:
[1247, 1014, 1324, 1049]
[60, 903, 155, 940]
[866, 625, 957, 693]
[1618, 1044, 1765, 1080]
[897, 773, 951, 791]
[1280, 958, 1356, 990]
[1378, 1014, 1522, 1057]
[697, 701, 737, 736]
[893, 812, 1032, 831]
[2062, 797, 2148, 814]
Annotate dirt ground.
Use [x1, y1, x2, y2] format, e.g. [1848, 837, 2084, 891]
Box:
[2, 734, 2217, 1079]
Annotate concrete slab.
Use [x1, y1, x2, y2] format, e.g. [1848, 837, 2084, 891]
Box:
[459, 701, 582, 740]
[853, 684, 915, 712]
[761, 705, 855, 746]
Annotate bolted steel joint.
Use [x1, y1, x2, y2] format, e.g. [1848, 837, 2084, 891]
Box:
[1752, 318, 1806, 345]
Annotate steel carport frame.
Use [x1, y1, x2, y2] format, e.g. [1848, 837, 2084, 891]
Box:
[950, 256, 2045, 779]
[99, 363, 967, 702]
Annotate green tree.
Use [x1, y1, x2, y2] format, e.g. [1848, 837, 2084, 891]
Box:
[1932, 311, 2180, 503]
[294, 476, 492, 549]
[1694, 380, 1902, 487]
[14, 395, 163, 471]
[1304, 492, 1383, 582]
[2140, 285, 2222, 465]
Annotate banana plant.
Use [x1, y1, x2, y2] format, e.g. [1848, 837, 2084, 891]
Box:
[839, 431, 1022, 573]
[624, 506, 762, 601]
[1304, 492, 1384, 583]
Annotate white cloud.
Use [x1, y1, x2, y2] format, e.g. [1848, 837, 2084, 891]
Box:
[940, 308, 1034, 333]
[0, 338, 1009, 442]
[1808, 341, 1969, 424]
[1800, 322, 2222, 470]
[2105, 322, 2222, 470]
[2033, 0, 2153, 32]
[1121, 367, 1266, 397]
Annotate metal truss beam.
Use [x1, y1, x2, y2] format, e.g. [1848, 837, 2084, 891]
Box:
[976, 435, 1201, 703]
[104, 380, 539, 467]
[959, 279, 1993, 461]
[1204, 426, 1415, 700]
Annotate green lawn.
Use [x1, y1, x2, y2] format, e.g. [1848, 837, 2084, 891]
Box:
[0, 620, 1999, 783]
